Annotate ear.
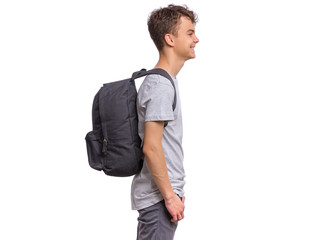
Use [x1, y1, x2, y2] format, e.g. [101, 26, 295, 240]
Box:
[164, 33, 174, 47]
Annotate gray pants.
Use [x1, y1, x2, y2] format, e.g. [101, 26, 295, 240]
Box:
[137, 200, 178, 240]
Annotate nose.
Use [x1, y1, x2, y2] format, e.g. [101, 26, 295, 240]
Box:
[194, 35, 199, 43]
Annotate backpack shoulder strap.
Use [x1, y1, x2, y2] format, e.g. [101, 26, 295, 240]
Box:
[132, 68, 177, 111]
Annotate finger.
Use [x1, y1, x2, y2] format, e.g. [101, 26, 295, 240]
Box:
[182, 196, 186, 210]
[171, 214, 178, 223]
[176, 214, 182, 221]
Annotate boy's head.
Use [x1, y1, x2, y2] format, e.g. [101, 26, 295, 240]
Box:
[148, 4, 198, 52]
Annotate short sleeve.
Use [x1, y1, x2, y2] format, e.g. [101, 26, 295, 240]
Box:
[139, 78, 175, 122]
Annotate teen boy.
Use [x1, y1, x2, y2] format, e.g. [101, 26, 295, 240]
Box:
[131, 5, 199, 239]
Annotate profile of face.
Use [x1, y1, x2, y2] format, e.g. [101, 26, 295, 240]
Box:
[166, 16, 200, 61]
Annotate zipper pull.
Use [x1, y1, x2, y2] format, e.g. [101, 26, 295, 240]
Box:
[102, 138, 108, 154]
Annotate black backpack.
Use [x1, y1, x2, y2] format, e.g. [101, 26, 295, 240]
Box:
[85, 68, 176, 177]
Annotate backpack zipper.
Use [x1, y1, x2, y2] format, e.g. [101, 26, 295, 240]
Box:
[102, 138, 108, 154]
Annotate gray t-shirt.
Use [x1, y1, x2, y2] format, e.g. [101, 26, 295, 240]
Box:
[131, 74, 185, 210]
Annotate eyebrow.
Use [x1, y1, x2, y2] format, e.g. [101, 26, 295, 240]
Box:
[187, 29, 195, 33]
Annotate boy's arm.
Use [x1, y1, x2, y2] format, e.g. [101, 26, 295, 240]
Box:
[142, 121, 185, 222]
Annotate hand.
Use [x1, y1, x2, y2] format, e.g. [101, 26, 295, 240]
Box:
[164, 195, 186, 222]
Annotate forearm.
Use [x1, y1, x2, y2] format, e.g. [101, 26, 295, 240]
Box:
[143, 145, 175, 200]
[142, 121, 185, 222]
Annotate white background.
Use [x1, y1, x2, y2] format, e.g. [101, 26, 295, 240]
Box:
[1, 0, 335, 239]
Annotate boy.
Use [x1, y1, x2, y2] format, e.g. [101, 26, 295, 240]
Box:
[131, 4, 199, 239]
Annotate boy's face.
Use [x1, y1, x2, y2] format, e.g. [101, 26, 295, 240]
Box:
[171, 16, 199, 61]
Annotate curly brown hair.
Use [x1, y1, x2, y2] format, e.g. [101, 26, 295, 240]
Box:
[147, 4, 198, 51]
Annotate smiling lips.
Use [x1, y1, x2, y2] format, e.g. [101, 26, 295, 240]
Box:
[191, 46, 196, 53]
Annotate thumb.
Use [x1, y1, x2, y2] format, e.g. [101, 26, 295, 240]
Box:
[182, 196, 186, 204]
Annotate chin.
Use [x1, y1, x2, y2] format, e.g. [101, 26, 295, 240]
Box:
[184, 53, 196, 61]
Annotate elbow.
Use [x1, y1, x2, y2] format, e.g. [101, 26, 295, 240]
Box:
[142, 143, 161, 158]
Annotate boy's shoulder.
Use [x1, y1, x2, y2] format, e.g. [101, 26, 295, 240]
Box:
[142, 74, 175, 89]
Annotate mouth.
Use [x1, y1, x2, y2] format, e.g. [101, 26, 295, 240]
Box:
[191, 46, 196, 54]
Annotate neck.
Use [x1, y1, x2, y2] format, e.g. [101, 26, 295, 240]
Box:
[154, 51, 185, 79]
